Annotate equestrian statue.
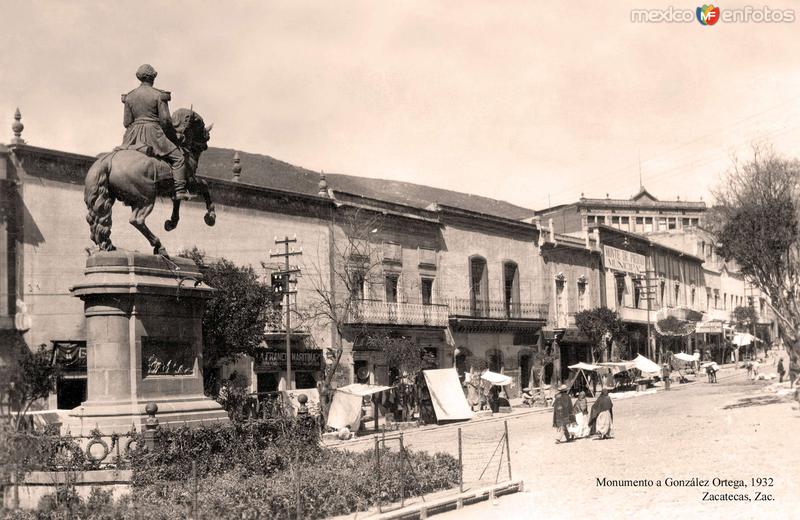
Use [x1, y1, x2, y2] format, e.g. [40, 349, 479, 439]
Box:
[84, 64, 216, 256]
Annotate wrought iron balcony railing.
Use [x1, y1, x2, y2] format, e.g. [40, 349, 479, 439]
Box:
[445, 298, 549, 321]
[345, 300, 450, 327]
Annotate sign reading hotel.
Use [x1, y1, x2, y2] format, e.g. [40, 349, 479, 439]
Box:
[603, 245, 646, 275]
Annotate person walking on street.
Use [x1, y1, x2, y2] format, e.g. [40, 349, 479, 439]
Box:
[589, 388, 614, 440]
[662, 363, 671, 391]
[573, 391, 590, 438]
[777, 358, 786, 384]
[552, 384, 576, 444]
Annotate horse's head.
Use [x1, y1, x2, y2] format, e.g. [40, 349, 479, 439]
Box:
[171, 108, 212, 155]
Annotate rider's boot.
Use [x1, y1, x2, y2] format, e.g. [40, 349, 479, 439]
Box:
[172, 163, 195, 201]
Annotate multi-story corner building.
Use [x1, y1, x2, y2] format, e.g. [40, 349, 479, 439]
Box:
[535, 227, 603, 383]
[537, 186, 707, 235]
[593, 225, 707, 361]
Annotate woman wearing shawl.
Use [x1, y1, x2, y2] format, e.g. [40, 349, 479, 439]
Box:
[589, 388, 614, 439]
[552, 384, 576, 443]
[572, 391, 590, 438]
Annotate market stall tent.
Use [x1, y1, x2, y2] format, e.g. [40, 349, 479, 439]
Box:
[423, 368, 473, 422]
[326, 383, 392, 431]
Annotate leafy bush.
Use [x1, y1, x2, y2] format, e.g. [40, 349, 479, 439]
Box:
[130, 415, 320, 485]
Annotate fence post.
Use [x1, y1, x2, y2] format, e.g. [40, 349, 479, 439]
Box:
[374, 437, 382, 513]
[191, 459, 199, 519]
[399, 432, 405, 508]
[144, 402, 159, 451]
[504, 420, 512, 481]
[12, 463, 19, 510]
[458, 428, 463, 493]
[295, 447, 302, 519]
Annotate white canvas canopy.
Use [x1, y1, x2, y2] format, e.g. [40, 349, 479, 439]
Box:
[568, 362, 602, 371]
[732, 333, 761, 346]
[674, 352, 697, 362]
[423, 368, 473, 422]
[633, 354, 660, 374]
[325, 384, 392, 431]
[597, 361, 636, 374]
[480, 370, 512, 386]
[336, 383, 392, 396]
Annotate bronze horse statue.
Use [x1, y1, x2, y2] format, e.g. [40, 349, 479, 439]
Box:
[84, 108, 215, 256]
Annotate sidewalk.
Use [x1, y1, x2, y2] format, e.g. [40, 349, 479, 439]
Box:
[325, 364, 744, 450]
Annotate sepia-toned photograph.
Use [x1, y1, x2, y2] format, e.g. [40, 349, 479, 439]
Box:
[1, 1, 799, 518]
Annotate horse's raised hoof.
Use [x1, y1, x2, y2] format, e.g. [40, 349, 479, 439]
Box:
[164, 219, 177, 232]
[204, 212, 216, 227]
[155, 246, 169, 258]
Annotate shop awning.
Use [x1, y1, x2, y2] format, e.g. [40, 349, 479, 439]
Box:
[732, 333, 761, 346]
[336, 383, 392, 396]
[633, 354, 660, 374]
[480, 371, 513, 386]
[568, 362, 602, 371]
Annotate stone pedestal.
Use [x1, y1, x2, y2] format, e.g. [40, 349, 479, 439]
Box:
[66, 251, 228, 434]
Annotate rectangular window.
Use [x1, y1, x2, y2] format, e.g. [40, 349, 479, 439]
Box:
[645, 217, 654, 232]
[682, 218, 691, 228]
[587, 215, 596, 225]
[385, 275, 399, 303]
[577, 282, 587, 311]
[596, 216, 606, 225]
[633, 278, 642, 308]
[421, 278, 433, 305]
[667, 217, 677, 230]
[621, 216, 630, 230]
[657, 217, 667, 230]
[612, 216, 620, 227]
[635, 217, 644, 233]
[350, 271, 365, 300]
[615, 274, 626, 308]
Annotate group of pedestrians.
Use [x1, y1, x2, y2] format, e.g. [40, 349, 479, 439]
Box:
[552, 384, 614, 443]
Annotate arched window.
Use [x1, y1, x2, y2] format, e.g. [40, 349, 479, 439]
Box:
[487, 349, 503, 372]
[469, 256, 489, 317]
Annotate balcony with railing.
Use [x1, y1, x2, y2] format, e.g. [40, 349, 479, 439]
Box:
[445, 298, 549, 321]
[345, 299, 450, 327]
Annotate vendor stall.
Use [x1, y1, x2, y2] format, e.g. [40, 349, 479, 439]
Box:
[326, 383, 391, 433]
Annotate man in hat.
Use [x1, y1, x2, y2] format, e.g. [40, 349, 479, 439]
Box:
[552, 384, 575, 443]
[661, 363, 671, 391]
[121, 64, 192, 200]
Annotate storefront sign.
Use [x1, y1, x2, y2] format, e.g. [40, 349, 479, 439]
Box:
[52, 341, 87, 372]
[603, 245, 646, 275]
[696, 322, 723, 334]
[254, 350, 323, 371]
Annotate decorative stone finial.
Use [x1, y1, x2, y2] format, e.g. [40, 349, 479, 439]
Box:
[11, 107, 25, 144]
[232, 152, 241, 182]
[297, 393, 309, 415]
[318, 171, 329, 197]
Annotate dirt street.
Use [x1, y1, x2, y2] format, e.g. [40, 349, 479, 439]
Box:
[393, 371, 799, 519]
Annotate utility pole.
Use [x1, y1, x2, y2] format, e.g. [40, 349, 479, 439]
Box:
[270, 235, 302, 390]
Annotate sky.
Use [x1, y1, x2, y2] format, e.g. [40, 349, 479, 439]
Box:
[2, 0, 800, 210]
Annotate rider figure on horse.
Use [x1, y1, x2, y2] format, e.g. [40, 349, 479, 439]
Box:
[121, 64, 193, 200]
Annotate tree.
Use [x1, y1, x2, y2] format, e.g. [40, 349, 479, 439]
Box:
[731, 305, 757, 331]
[1, 339, 60, 431]
[304, 208, 387, 420]
[574, 307, 626, 363]
[376, 334, 436, 381]
[713, 146, 800, 360]
[180, 248, 276, 394]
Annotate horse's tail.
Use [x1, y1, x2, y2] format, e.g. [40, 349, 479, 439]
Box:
[84, 153, 116, 251]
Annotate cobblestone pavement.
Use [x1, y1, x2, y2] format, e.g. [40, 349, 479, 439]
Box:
[352, 369, 799, 519]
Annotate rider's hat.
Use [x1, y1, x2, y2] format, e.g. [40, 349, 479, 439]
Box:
[136, 64, 158, 82]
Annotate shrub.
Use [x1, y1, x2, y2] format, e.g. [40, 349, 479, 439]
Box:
[129, 415, 320, 485]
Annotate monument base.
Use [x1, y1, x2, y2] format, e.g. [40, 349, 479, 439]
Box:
[64, 396, 228, 435]
[69, 251, 230, 435]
